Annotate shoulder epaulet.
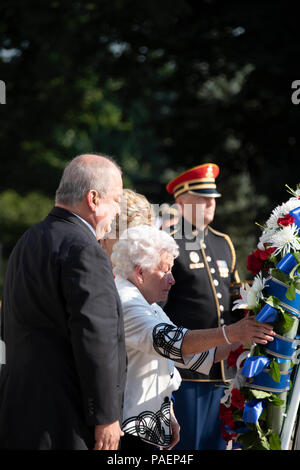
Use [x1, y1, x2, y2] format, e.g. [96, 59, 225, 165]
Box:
[207, 225, 236, 273]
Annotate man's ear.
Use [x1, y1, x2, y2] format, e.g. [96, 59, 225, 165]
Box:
[86, 190, 99, 212]
[135, 265, 144, 285]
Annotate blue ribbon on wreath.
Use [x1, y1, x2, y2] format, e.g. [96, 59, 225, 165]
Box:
[290, 206, 300, 230]
[242, 356, 271, 378]
[243, 399, 266, 423]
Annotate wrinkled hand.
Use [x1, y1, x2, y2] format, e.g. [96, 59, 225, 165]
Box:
[165, 404, 180, 450]
[227, 316, 275, 345]
[94, 420, 124, 450]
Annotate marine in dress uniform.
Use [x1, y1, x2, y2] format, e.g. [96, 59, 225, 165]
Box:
[163, 163, 241, 450]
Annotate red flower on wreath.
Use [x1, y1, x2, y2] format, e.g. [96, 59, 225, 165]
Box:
[231, 388, 245, 410]
[219, 404, 235, 429]
[219, 404, 238, 442]
[227, 345, 245, 369]
[247, 246, 276, 275]
[277, 214, 295, 227]
[221, 426, 237, 443]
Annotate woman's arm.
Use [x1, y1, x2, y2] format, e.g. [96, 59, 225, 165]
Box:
[214, 342, 241, 363]
[181, 316, 275, 356]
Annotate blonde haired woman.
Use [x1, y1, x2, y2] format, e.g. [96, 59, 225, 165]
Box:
[100, 188, 154, 259]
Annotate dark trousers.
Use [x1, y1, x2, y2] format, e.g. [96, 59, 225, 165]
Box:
[173, 381, 227, 450]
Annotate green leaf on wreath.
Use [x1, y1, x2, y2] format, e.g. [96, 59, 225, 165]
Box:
[268, 395, 284, 407]
[257, 437, 271, 450]
[268, 255, 278, 266]
[274, 310, 295, 335]
[269, 432, 281, 450]
[238, 430, 271, 450]
[259, 408, 267, 422]
[289, 262, 300, 279]
[253, 305, 262, 315]
[271, 269, 290, 285]
[286, 284, 296, 301]
[237, 431, 258, 450]
[247, 389, 271, 400]
[269, 360, 281, 383]
[252, 344, 265, 357]
[266, 295, 282, 309]
[292, 252, 300, 264]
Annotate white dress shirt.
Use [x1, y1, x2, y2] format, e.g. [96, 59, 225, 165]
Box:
[71, 212, 96, 237]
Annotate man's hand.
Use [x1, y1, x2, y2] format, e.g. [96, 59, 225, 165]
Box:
[94, 420, 124, 450]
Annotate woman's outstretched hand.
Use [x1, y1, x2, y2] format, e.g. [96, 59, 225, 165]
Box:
[226, 316, 275, 345]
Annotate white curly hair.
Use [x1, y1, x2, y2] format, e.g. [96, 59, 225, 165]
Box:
[111, 225, 179, 279]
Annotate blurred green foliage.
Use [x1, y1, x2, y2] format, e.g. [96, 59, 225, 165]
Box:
[0, 0, 300, 294]
[0, 190, 52, 251]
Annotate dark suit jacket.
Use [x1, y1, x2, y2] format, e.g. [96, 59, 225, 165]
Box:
[0, 207, 127, 449]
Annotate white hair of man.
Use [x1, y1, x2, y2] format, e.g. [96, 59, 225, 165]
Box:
[111, 225, 179, 280]
[55, 153, 121, 207]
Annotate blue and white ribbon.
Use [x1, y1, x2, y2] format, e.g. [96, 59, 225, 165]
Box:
[264, 333, 298, 359]
[290, 206, 300, 231]
[276, 253, 299, 275]
[243, 399, 266, 423]
[245, 368, 292, 393]
[242, 356, 271, 378]
[256, 304, 279, 323]
[264, 277, 300, 318]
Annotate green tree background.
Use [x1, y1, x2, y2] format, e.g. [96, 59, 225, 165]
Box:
[0, 0, 299, 293]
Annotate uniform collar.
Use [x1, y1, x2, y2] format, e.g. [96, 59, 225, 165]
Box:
[175, 217, 209, 238]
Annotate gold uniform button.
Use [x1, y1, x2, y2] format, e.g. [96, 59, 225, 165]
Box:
[189, 251, 200, 263]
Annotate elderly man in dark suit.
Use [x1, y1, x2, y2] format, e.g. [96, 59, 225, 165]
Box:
[0, 154, 127, 450]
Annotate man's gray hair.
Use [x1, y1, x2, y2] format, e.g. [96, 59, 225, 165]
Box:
[55, 154, 121, 207]
[111, 225, 179, 280]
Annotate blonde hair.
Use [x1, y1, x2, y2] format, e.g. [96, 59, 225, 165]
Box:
[108, 188, 155, 238]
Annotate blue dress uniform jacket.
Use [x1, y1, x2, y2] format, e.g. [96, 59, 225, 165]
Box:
[164, 220, 240, 383]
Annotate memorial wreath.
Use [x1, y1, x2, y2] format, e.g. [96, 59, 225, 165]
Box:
[220, 184, 300, 450]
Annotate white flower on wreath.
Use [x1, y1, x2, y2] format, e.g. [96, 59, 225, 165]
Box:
[270, 224, 300, 257]
[232, 272, 266, 311]
[257, 229, 274, 250]
[265, 204, 287, 231]
[281, 198, 300, 215]
[265, 198, 300, 232]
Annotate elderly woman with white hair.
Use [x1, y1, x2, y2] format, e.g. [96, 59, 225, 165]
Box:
[111, 225, 275, 451]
